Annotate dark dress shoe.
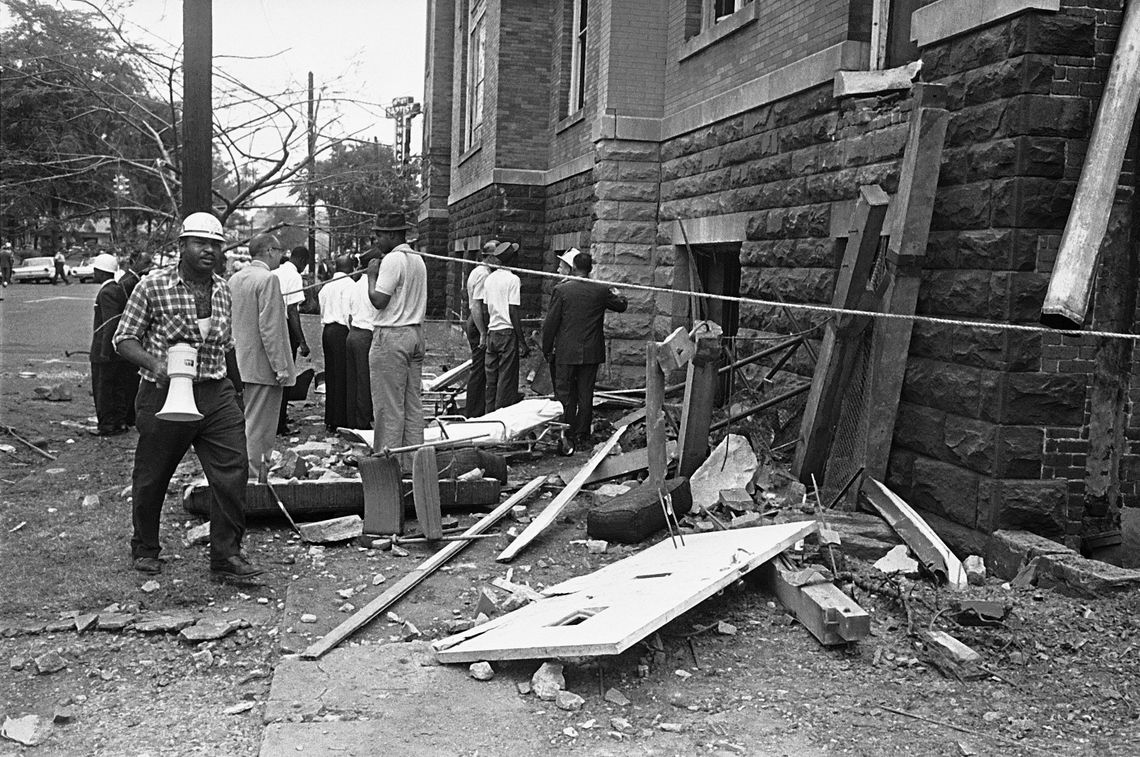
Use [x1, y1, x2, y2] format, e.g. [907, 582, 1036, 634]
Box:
[133, 556, 162, 574]
[90, 427, 127, 437]
[210, 555, 264, 580]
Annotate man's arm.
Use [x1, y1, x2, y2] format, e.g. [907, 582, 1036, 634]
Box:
[605, 286, 628, 313]
[261, 276, 296, 384]
[510, 304, 529, 358]
[472, 299, 487, 347]
[116, 339, 167, 382]
[541, 289, 562, 360]
[367, 256, 394, 310]
[285, 303, 309, 357]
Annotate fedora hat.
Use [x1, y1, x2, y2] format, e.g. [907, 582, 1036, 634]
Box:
[372, 212, 411, 232]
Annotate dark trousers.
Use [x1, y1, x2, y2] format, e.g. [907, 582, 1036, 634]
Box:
[465, 321, 486, 418]
[131, 379, 247, 562]
[52, 262, 69, 284]
[278, 338, 301, 433]
[554, 362, 599, 442]
[484, 329, 520, 413]
[345, 326, 374, 428]
[322, 323, 349, 430]
[91, 360, 139, 432]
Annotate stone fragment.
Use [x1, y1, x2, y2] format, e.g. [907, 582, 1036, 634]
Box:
[444, 619, 474, 633]
[556, 691, 585, 711]
[272, 449, 309, 480]
[610, 716, 635, 734]
[659, 722, 683, 733]
[562, 726, 579, 739]
[516, 680, 532, 696]
[531, 661, 565, 701]
[45, 618, 75, 633]
[35, 383, 72, 402]
[391, 545, 410, 557]
[141, 580, 161, 594]
[604, 687, 630, 706]
[290, 441, 334, 457]
[511, 505, 529, 521]
[716, 621, 737, 636]
[594, 483, 632, 501]
[52, 705, 76, 724]
[34, 651, 67, 675]
[184, 522, 210, 546]
[925, 630, 982, 665]
[729, 512, 761, 529]
[718, 488, 753, 512]
[874, 545, 920, 577]
[10, 655, 28, 671]
[81, 494, 99, 508]
[1010, 557, 1039, 588]
[586, 539, 608, 554]
[191, 650, 214, 666]
[372, 573, 386, 585]
[297, 515, 363, 544]
[74, 614, 98, 633]
[96, 613, 134, 631]
[689, 435, 758, 512]
[179, 618, 242, 642]
[963, 555, 986, 586]
[299, 614, 318, 624]
[468, 661, 495, 681]
[134, 613, 197, 633]
[1, 714, 49, 746]
[224, 702, 257, 715]
[475, 588, 501, 617]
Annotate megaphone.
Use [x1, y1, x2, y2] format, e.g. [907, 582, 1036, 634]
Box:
[156, 343, 204, 422]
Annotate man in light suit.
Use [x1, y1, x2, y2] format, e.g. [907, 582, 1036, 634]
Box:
[229, 233, 297, 478]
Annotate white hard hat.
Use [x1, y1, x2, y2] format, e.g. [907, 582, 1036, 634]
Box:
[179, 212, 226, 243]
[556, 248, 580, 268]
[91, 253, 118, 273]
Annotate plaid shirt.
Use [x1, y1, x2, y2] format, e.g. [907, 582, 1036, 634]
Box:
[113, 264, 234, 383]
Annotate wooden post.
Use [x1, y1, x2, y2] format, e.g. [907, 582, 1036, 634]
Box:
[182, 0, 212, 214]
[793, 185, 889, 483]
[677, 336, 719, 478]
[862, 84, 949, 484]
[1041, 0, 1140, 328]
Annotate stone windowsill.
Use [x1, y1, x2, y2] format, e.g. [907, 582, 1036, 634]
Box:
[678, 2, 759, 62]
[556, 108, 586, 134]
[457, 142, 482, 167]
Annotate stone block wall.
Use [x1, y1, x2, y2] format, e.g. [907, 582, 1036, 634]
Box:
[417, 216, 450, 318]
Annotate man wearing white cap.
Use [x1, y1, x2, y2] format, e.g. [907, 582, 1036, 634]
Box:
[465, 239, 517, 417]
[482, 241, 529, 413]
[114, 211, 263, 581]
[88, 253, 132, 436]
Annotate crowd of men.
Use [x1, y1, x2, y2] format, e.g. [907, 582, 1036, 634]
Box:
[83, 208, 625, 582]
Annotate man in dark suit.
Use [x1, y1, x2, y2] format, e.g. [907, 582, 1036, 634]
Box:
[541, 251, 627, 455]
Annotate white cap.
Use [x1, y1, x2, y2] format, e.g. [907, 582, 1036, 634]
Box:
[178, 212, 226, 243]
[556, 248, 580, 269]
[91, 253, 118, 273]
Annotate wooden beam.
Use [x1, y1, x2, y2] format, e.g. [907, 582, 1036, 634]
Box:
[300, 475, 547, 659]
[861, 478, 967, 589]
[424, 359, 472, 392]
[862, 84, 949, 484]
[759, 558, 870, 645]
[1042, 0, 1140, 328]
[793, 185, 889, 483]
[557, 441, 678, 487]
[677, 336, 720, 478]
[496, 426, 627, 562]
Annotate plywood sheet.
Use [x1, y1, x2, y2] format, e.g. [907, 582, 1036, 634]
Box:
[434, 521, 817, 662]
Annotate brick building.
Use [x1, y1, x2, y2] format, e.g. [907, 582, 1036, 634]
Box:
[419, 0, 1138, 559]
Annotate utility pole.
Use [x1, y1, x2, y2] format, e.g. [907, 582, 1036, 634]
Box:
[307, 71, 316, 268]
[182, 0, 213, 215]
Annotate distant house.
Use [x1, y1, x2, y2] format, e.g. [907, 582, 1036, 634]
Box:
[420, 1, 1139, 557]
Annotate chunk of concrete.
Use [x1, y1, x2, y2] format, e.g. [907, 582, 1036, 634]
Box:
[179, 618, 243, 643]
[985, 530, 1076, 581]
[1036, 553, 1140, 597]
[873, 545, 919, 577]
[1, 714, 49, 746]
[556, 690, 585, 711]
[963, 555, 986, 586]
[531, 662, 565, 701]
[297, 515, 363, 544]
[33, 651, 67, 675]
[134, 613, 198, 633]
[469, 661, 495, 681]
[184, 521, 210, 546]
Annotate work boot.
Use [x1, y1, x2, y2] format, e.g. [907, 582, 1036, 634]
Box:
[210, 554, 265, 581]
[133, 556, 162, 574]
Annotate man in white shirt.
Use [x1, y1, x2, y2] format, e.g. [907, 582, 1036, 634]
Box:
[345, 255, 380, 429]
[465, 239, 518, 418]
[366, 213, 427, 462]
[318, 255, 356, 432]
[482, 245, 529, 413]
[272, 246, 310, 433]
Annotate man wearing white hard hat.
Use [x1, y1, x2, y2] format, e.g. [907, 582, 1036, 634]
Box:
[114, 211, 263, 581]
[88, 253, 131, 436]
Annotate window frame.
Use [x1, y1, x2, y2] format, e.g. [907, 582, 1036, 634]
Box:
[568, 0, 589, 115]
[703, 0, 750, 29]
[463, 0, 487, 151]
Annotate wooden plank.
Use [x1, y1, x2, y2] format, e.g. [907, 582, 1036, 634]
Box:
[556, 441, 678, 486]
[412, 447, 443, 540]
[759, 558, 870, 646]
[793, 184, 889, 483]
[677, 336, 719, 478]
[861, 478, 967, 589]
[862, 89, 949, 484]
[424, 359, 472, 392]
[1042, 0, 1140, 327]
[360, 455, 404, 535]
[646, 343, 668, 489]
[433, 521, 818, 662]
[496, 425, 628, 562]
[301, 475, 548, 659]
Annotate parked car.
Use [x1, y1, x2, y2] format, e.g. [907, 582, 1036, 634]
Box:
[11, 256, 56, 283]
[70, 257, 96, 282]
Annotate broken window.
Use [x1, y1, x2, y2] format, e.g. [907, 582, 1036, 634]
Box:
[463, 0, 487, 151]
[568, 0, 589, 114]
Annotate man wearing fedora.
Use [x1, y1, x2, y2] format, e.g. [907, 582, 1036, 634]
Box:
[366, 212, 428, 462]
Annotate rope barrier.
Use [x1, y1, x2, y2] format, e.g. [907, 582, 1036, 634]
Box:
[408, 248, 1140, 344]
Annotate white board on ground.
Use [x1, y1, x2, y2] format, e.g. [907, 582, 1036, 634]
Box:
[688, 433, 759, 512]
[338, 398, 562, 446]
[433, 520, 818, 662]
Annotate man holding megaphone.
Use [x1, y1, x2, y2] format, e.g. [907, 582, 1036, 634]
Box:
[113, 212, 263, 581]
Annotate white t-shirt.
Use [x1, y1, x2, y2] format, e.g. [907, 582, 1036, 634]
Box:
[273, 260, 304, 307]
[318, 272, 354, 326]
[483, 268, 520, 332]
[374, 245, 427, 328]
[467, 264, 490, 303]
[347, 275, 380, 330]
